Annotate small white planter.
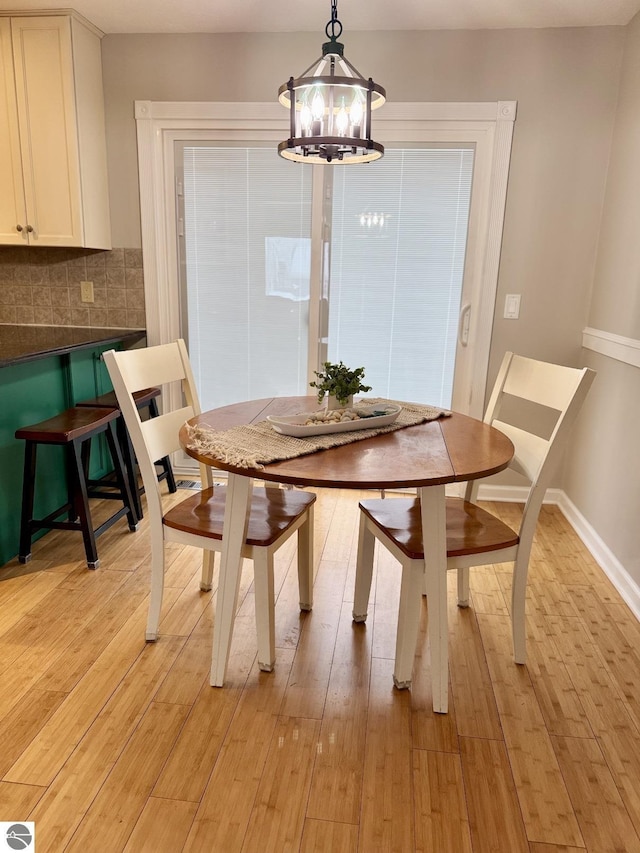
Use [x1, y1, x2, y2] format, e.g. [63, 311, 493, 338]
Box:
[327, 394, 353, 410]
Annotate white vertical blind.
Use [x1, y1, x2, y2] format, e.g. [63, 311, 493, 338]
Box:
[329, 148, 474, 407]
[180, 145, 473, 411]
[182, 146, 312, 409]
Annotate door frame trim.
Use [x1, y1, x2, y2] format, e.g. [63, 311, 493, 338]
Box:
[135, 99, 516, 417]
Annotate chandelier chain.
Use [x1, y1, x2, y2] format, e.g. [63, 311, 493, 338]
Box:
[325, 0, 343, 42]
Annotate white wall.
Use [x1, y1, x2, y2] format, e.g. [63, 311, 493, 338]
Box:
[564, 13, 640, 590]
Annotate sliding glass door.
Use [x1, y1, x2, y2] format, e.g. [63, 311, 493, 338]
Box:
[326, 148, 473, 406]
[180, 145, 312, 408]
[177, 143, 474, 411]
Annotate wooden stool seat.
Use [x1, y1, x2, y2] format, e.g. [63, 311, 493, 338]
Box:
[76, 386, 177, 519]
[16, 406, 122, 443]
[78, 387, 161, 409]
[16, 406, 138, 569]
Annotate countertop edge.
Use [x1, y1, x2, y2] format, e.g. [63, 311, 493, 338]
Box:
[0, 325, 146, 368]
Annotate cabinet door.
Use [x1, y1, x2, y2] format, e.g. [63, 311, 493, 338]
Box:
[0, 18, 27, 244]
[11, 16, 84, 246]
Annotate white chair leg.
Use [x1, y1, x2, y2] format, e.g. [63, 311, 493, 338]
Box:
[420, 485, 449, 713]
[426, 561, 449, 713]
[392, 558, 423, 689]
[210, 473, 253, 687]
[200, 549, 215, 591]
[457, 566, 470, 607]
[353, 513, 375, 622]
[253, 550, 276, 672]
[199, 464, 214, 565]
[199, 461, 213, 489]
[146, 532, 166, 641]
[297, 505, 314, 611]
[511, 553, 529, 664]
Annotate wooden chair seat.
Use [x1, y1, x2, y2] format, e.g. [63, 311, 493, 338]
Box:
[359, 496, 520, 560]
[164, 486, 315, 546]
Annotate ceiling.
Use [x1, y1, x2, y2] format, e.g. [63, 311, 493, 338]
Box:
[1, 0, 640, 35]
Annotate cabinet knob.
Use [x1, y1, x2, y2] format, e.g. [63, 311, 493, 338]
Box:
[26, 225, 34, 233]
[16, 224, 24, 232]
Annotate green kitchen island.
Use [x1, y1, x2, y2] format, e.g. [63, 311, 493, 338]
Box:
[0, 326, 145, 568]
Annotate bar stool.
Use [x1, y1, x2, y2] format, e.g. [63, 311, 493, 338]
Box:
[75, 387, 177, 521]
[15, 406, 138, 569]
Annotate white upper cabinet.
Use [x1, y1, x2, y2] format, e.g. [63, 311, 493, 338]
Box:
[0, 14, 111, 248]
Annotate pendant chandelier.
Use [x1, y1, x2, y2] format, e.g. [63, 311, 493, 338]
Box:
[278, 0, 386, 165]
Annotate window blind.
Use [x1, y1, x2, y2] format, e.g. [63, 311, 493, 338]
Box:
[328, 148, 474, 408]
[182, 146, 312, 409]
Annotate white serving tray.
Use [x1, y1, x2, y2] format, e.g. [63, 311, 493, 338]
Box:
[267, 403, 402, 437]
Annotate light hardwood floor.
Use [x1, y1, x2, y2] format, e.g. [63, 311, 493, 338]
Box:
[1, 485, 640, 853]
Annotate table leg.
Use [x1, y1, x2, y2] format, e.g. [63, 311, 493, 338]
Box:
[210, 472, 253, 687]
[419, 484, 449, 714]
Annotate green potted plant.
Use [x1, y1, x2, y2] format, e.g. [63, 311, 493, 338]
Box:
[310, 361, 372, 408]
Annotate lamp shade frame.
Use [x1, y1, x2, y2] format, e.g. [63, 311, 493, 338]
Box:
[278, 58, 386, 164]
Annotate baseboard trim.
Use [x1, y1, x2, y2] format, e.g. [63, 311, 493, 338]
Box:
[476, 484, 564, 504]
[477, 483, 640, 620]
[556, 492, 640, 620]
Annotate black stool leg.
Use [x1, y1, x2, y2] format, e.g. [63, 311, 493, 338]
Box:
[116, 415, 143, 521]
[77, 436, 94, 523]
[18, 441, 37, 563]
[148, 398, 177, 493]
[65, 443, 78, 522]
[105, 420, 139, 531]
[70, 437, 100, 569]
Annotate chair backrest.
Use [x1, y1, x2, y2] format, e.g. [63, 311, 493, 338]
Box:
[103, 339, 211, 526]
[467, 351, 596, 546]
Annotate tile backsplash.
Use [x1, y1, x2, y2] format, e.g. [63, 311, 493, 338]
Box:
[0, 246, 145, 328]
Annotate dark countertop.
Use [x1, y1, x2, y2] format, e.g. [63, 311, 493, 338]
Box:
[0, 325, 146, 368]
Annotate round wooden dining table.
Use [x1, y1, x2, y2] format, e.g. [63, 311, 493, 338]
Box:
[181, 395, 514, 712]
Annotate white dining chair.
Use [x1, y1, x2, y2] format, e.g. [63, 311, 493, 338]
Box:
[353, 351, 595, 708]
[103, 340, 315, 673]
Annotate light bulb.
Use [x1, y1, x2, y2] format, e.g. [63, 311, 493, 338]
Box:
[312, 89, 325, 120]
[350, 97, 363, 127]
[310, 88, 324, 136]
[336, 100, 349, 136]
[300, 104, 312, 134]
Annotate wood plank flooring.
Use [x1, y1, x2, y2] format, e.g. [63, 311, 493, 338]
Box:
[1, 485, 640, 852]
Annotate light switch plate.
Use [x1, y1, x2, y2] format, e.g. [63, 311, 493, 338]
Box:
[504, 293, 520, 319]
